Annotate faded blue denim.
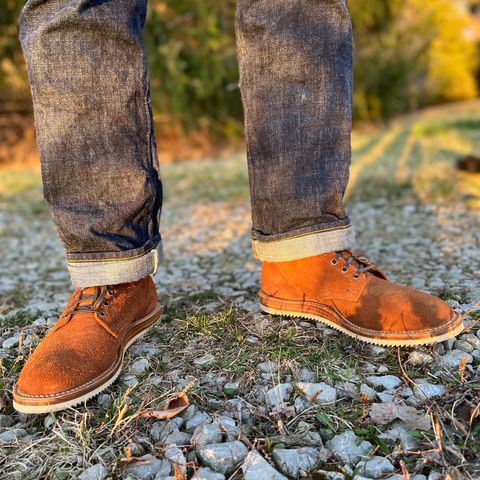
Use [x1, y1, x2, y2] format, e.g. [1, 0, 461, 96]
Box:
[19, 0, 354, 287]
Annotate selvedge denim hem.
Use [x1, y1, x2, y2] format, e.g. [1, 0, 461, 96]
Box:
[251, 223, 355, 262]
[68, 246, 161, 288]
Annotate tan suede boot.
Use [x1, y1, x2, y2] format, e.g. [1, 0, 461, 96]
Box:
[13, 276, 160, 414]
[259, 251, 464, 346]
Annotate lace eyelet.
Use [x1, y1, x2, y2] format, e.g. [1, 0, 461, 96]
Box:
[102, 300, 109, 306]
[341, 266, 348, 273]
[97, 311, 106, 317]
[331, 259, 338, 265]
[353, 273, 360, 279]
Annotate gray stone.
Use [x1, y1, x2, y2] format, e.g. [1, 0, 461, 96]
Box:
[266, 383, 293, 410]
[78, 464, 109, 480]
[164, 445, 187, 475]
[412, 380, 445, 400]
[445, 338, 456, 350]
[364, 362, 376, 373]
[407, 351, 434, 367]
[126, 455, 169, 480]
[171, 416, 184, 430]
[365, 375, 402, 390]
[472, 350, 480, 362]
[298, 367, 316, 383]
[295, 382, 337, 404]
[359, 384, 376, 402]
[294, 396, 310, 414]
[191, 424, 223, 446]
[461, 333, 480, 349]
[122, 374, 139, 387]
[272, 447, 324, 477]
[44, 413, 56, 430]
[196, 441, 248, 474]
[128, 443, 145, 457]
[131, 358, 150, 376]
[97, 393, 112, 409]
[0, 414, 14, 428]
[370, 345, 387, 355]
[440, 350, 473, 368]
[356, 456, 395, 479]
[0, 428, 27, 443]
[379, 420, 418, 451]
[181, 404, 198, 420]
[191, 468, 225, 480]
[336, 382, 358, 399]
[223, 398, 251, 422]
[257, 361, 278, 373]
[377, 365, 389, 374]
[313, 471, 345, 480]
[164, 431, 191, 447]
[185, 412, 212, 432]
[377, 392, 395, 403]
[242, 450, 287, 480]
[326, 431, 372, 465]
[213, 416, 240, 441]
[399, 387, 413, 398]
[2, 334, 19, 349]
[223, 382, 239, 396]
[194, 354, 216, 366]
[150, 421, 178, 443]
[353, 476, 379, 480]
[454, 340, 474, 353]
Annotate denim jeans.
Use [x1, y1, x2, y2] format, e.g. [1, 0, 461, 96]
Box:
[19, 0, 354, 287]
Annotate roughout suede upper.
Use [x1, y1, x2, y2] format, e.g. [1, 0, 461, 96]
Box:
[15, 276, 158, 398]
[260, 252, 460, 342]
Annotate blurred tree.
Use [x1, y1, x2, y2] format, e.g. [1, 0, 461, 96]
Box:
[349, 0, 478, 120]
[145, 0, 242, 141]
[0, 0, 29, 112]
[0, 0, 479, 147]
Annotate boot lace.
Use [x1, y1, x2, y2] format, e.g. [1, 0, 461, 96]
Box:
[330, 251, 376, 279]
[57, 286, 118, 338]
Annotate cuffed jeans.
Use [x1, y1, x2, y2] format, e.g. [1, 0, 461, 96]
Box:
[19, 0, 355, 288]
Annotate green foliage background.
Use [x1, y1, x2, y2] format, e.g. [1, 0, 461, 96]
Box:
[1, 0, 479, 140]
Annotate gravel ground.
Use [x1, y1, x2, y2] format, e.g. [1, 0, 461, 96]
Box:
[0, 187, 479, 479]
[1, 101, 480, 480]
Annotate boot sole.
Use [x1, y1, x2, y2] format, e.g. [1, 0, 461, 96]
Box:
[259, 300, 465, 347]
[12, 303, 162, 414]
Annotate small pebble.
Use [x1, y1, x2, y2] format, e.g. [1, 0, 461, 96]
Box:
[196, 441, 248, 475]
[2, 335, 19, 349]
[131, 358, 149, 376]
[194, 354, 216, 366]
[440, 350, 473, 369]
[407, 350, 434, 366]
[365, 375, 402, 390]
[78, 464, 109, 480]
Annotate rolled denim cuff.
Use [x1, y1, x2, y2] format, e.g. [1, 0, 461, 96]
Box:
[251, 224, 355, 262]
[67, 245, 162, 288]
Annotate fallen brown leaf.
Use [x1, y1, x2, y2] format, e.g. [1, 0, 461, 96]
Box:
[141, 392, 190, 420]
[369, 402, 432, 431]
